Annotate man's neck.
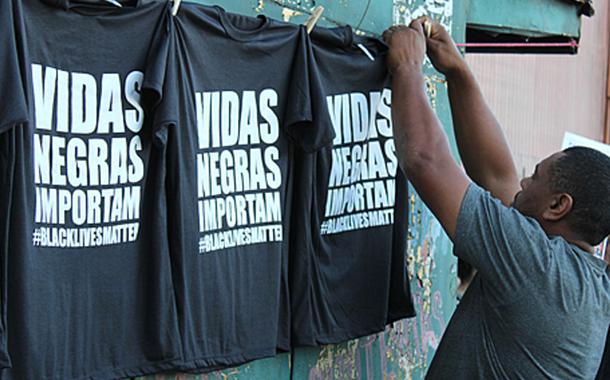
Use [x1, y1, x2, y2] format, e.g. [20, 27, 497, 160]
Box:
[566, 238, 594, 254]
[544, 223, 594, 254]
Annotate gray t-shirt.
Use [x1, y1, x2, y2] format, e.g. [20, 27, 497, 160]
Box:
[427, 184, 610, 379]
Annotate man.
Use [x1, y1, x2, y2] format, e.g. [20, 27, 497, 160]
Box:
[383, 19, 610, 379]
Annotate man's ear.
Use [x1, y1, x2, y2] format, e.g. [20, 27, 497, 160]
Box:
[542, 193, 573, 221]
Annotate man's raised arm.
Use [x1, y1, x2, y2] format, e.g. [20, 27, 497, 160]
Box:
[425, 21, 520, 206]
[384, 21, 470, 240]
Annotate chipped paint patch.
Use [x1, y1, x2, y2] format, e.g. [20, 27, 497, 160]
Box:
[281, 7, 302, 22]
[424, 75, 447, 110]
[254, 0, 265, 13]
[393, 0, 453, 30]
[308, 341, 360, 380]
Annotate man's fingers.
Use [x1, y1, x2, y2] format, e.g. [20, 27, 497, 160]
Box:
[414, 17, 453, 42]
[429, 21, 453, 43]
[382, 27, 398, 43]
[425, 36, 438, 49]
[382, 27, 394, 42]
[409, 18, 424, 35]
[414, 16, 432, 37]
[382, 29, 391, 42]
[382, 25, 410, 43]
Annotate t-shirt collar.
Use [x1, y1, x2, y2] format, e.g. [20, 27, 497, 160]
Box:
[310, 26, 388, 56]
[214, 6, 270, 42]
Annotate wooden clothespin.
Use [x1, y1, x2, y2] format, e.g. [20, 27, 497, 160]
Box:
[171, 0, 181, 16]
[423, 19, 432, 38]
[305, 6, 324, 34]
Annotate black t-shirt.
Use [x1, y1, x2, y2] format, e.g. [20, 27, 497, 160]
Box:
[290, 26, 415, 346]
[0, 0, 28, 368]
[146, 4, 333, 371]
[0, 0, 28, 135]
[0, 1, 182, 378]
[0, 134, 15, 370]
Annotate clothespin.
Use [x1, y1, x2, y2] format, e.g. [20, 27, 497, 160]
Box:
[171, 0, 181, 16]
[356, 43, 375, 61]
[305, 6, 324, 34]
[423, 19, 432, 38]
[105, 0, 122, 7]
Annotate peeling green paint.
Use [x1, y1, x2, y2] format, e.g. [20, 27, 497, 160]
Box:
[280, 7, 302, 23]
[392, 0, 452, 29]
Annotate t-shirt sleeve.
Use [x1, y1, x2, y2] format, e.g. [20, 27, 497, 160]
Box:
[0, 132, 15, 369]
[142, 2, 177, 133]
[0, 0, 28, 134]
[454, 183, 552, 301]
[283, 26, 335, 152]
[142, 2, 172, 95]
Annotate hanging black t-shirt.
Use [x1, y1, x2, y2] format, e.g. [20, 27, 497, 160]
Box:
[0, 136, 15, 370]
[290, 26, 416, 346]
[145, 3, 333, 371]
[0, 1, 182, 378]
[0, 0, 29, 369]
[0, 0, 28, 135]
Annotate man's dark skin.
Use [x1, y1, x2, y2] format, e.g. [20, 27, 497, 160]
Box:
[382, 18, 594, 254]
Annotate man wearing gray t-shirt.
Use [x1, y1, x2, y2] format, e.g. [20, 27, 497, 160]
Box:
[383, 19, 610, 379]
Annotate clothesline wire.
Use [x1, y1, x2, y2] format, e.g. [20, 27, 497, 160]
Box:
[355, 0, 373, 31]
[456, 40, 579, 48]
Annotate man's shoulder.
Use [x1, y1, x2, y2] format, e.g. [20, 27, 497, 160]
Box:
[540, 238, 610, 319]
[452, 183, 554, 302]
[549, 237, 609, 275]
[457, 183, 547, 241]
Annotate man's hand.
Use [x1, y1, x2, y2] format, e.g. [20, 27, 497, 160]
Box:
[422, 18, 467, 78]
[382, 20, 426, 75]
